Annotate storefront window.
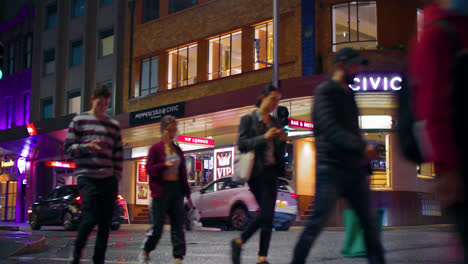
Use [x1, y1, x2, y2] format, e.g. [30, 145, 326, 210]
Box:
[168, 44, 197, 89]
[209, 31, 242, 80]
[0, 181, 17, 221]
[363, 133, 390, 188]
[417, 163, 435, 178]
[184, 150, 214, 191]
[332, 1, 377, 52]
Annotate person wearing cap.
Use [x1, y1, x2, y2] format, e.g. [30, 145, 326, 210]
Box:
[231, 85, 287, 264]
[290, 47, 385, 264]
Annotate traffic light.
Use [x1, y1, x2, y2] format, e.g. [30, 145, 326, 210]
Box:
[277, 105, 290, 131]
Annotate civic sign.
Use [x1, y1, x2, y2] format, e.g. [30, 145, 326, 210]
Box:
[45, 161, 76, 169]
[130, 102, 185, 126]
[349, 72, 403, 92]
[289, 118, 314, 129]
[178, 135, 215, 146]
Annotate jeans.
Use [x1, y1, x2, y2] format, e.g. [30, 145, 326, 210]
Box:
[241, 166, 278, 257]
[291, 164, 385, 264]
[73, 176, 118, 264]
[142, 181, 186, 259]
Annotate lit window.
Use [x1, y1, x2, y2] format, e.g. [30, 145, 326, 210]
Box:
[417, 163, 436, 178]
[72, 0, 85, 18]
[45, 3, 57, 29]
[43, 49, 55, 75]
[209, 31, 242, 80]
[332, 1, 377, 52]
[99, 29, 114, 57]
[363, 133, 391, 188]
[168, 44, 197, 89]
[140, 56, 158, 97]
[68, 91, 81, 114]
[5, 97, 13, 128]
[24, 92, 30, 125]
[254, 21, 273, 70]
[70, 40, 83, 67]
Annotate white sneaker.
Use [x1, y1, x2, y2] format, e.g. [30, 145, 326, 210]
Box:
[138, 251, 150, 264]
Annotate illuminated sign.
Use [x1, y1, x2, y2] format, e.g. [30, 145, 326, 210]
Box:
[214, 147, 234, 180]
[26, 123, 37, 136]
[0, 69, 2, 80]
[1, 160, 14, 168]
[45, 161, 77, 168]
[130, 102, 185, 126]
[178, 135, 215, 146]
[17, 157, 27, 174]
[349, 73, 403, 92]
[288, 118, 314, 129]
[359, 115, 393, 129]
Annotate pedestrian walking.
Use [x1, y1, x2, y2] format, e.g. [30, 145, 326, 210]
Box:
[231, 85, 287, 264]
[290, 48, 385, 264]
[408, 1, 468, 262]
[138, 115, 194, 264]
[64, 84, 123, 264]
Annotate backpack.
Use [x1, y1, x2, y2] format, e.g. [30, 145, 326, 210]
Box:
[398, 19, 468, 164]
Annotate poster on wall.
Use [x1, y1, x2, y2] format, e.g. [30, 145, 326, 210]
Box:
[214, 147, 235, 180]
[136, 162, 150, 205]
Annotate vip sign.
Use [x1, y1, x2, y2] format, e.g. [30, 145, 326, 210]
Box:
[214, 147, 234, 180]
[349, 73, 403, 92]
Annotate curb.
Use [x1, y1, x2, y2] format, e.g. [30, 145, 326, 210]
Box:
[290, 224, 454, 231]
[11, 235, 47, 256]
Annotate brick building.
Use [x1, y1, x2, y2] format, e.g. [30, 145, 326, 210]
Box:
[117, 0, 442, 227]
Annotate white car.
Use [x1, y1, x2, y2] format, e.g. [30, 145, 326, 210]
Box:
[187, 176, 298, 231]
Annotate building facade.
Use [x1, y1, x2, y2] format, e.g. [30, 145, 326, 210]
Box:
[118, 0, 441, 226]
[0, 5, 35, 222]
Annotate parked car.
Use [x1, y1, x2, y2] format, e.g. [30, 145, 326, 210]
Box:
[186, 176, 298, 231]
[28, 185, 125, 231]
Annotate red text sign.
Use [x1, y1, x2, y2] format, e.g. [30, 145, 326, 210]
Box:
[178, 135, 215, 146]
[45, 161, 76, 168]
[138, 163, 148, 183]
[289, 118, 314, 129]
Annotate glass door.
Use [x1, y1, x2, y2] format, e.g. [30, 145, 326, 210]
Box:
[0, 181, 17, 221]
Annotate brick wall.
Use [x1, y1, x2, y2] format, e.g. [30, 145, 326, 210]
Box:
[124, 0, 302, 113]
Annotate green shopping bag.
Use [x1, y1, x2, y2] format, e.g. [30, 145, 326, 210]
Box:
[341, 208, 384, 257]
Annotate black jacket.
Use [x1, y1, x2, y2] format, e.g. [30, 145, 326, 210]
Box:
[313, 79, 366, 168]
[238, 110, 285, 184]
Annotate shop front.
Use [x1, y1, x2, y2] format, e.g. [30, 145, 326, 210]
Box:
[0, 155, 29, 222]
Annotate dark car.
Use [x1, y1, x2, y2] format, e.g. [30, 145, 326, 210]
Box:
[28, 185, 125, 231]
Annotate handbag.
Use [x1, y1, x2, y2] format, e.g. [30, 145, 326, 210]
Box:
[233, 150, 255, 183]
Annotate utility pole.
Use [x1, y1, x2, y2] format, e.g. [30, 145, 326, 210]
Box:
[273, 0, 278, 88]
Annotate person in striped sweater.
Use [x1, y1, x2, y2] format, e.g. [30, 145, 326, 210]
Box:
[64, 84, 123, 264]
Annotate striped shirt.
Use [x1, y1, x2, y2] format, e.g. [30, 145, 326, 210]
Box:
[64, 112, 123, 180]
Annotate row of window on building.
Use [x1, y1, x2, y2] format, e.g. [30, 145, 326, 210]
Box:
[1, 35, 33, 77]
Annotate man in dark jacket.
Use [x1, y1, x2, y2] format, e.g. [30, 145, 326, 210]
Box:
[290, 48, 385, 264]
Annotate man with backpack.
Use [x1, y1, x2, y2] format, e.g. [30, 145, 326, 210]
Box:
[408, 0, 468, 262]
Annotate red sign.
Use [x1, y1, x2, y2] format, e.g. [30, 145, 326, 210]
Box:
[26, 123, 37, 136]
[178, 135, 215, 146]
[289, 118, 314, 129]
[138, 163, 148, 183]
[195, 159, 202, 172]
[45, 161, 76, 168]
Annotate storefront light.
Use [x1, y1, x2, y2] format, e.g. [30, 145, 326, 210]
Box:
[360, 115, 392, 130]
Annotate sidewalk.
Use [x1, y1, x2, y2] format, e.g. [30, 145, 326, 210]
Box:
[0, 222, 46, 258]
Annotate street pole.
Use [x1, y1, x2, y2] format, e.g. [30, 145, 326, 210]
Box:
[273, 0, 279, 88]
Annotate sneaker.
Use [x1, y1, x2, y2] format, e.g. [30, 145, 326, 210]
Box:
[231, 239, 242, 264]
[138, 251, 150, 264]
[174, 258, 184, 264]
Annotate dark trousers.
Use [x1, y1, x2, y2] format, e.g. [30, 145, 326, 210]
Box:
[73, 176, 117, 264]
[448, 165, 468, 264]
[142, 181, 186, 259]
[241, 166, 278, 257]
[291, 164, 385, 264]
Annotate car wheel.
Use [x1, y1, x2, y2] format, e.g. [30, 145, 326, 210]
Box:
[230, 206, 249, 231]
[111, 223, 120, 231]
[29, 212, 41, 230]
[63, 212, 78, 231]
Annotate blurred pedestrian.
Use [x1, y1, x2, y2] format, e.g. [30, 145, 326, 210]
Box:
[64, 84, 123, 264]
[138, 115, 194, 264]
[290, 48, 385, 264]
[408, 0, 468, 262]
[231, 85, 287, 264]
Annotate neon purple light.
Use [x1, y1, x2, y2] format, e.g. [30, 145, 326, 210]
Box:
[349, 72, 403, 92]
